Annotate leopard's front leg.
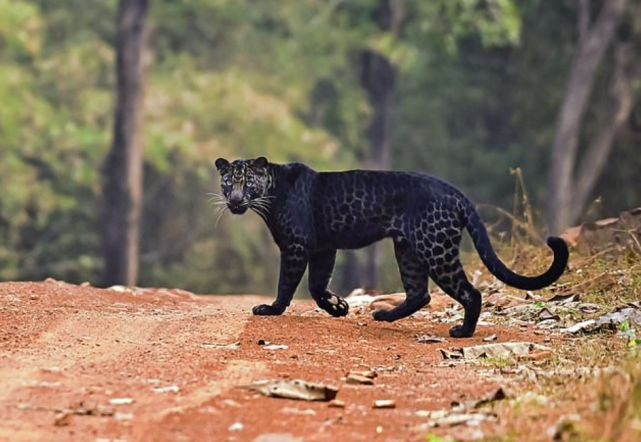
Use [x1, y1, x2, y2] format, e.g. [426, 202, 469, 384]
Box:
[308, 250, 349, 317]
[252, 246, 308, 316]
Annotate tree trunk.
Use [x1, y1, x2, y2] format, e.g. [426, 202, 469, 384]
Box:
[547, 0, 630, 234]
[360, 0, 399, 289]
[571, 36, 641, 222]
[102, 0, 151, 286]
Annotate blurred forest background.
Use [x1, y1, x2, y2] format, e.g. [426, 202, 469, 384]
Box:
[0, 0, 639, 295]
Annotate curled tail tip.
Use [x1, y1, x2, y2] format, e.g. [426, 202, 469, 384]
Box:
[546, 236, 569, 257]
[546, 236, 568, 249]
[546, 235, 570, 268]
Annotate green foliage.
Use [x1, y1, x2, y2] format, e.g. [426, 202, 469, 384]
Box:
[620, 320, 631, 333]
[0, 0, 41, 59]
[410, 0, 522, 51]
[0, 0, 639, 292]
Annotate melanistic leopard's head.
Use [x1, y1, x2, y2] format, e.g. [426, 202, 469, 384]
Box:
[214, 157, 272, 215]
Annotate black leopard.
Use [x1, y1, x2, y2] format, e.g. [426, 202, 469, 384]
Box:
[212, 157, 569, 338]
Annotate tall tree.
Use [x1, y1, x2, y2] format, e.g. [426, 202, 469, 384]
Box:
[102, 0, 151, 286]
[360, 0, 402, 288]
[546, 0, 638, 233]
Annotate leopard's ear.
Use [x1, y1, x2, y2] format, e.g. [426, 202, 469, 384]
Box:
[214, 158, 230, 171]
[253, 156, 268, 169]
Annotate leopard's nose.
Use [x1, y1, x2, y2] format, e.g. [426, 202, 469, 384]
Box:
[229, 191, 243, 205]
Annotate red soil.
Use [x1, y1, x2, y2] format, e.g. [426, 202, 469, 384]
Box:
[0, 281, 543, 441]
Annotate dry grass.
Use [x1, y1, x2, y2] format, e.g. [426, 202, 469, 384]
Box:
[586, 358, 641, 442]
[483, 346, 640, 442]
[474, 241, 641, 442]
[467, 187, 641, 441]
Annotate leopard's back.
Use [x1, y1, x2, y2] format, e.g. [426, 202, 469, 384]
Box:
[311, 170, 467, 250]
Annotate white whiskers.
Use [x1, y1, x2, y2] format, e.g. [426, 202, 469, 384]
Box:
[248, 195, 273, 222]
[207, 191, 273, 226]
[208, 192, 229, 228]
[213, 205, 228, 228]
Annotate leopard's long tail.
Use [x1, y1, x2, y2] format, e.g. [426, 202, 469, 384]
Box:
[464, 202, 569, 290]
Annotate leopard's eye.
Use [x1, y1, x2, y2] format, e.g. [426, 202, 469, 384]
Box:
[246, 181, 254, 188]
[223, 178, 232, 186]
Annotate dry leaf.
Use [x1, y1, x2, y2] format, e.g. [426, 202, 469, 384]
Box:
[461, 342, 539, 359]
[242, 379, 338, 402]
[483, 334, 498, 342]
[54, 410, 73, 427]
[415, 334, 446, 344]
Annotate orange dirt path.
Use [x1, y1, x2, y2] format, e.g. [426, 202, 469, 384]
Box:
[0, 281, 542, 441]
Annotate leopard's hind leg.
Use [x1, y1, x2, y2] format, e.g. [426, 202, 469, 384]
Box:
[423, 231, 481, 338]
[429, 262, 481, 338]
[373, 239, 430, 322]
[415, 202, 481, 337]
[308, 250, 349, 317]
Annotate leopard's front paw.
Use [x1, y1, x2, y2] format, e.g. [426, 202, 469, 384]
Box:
[252, 304, 286, 316]
[372, 309, 394, 322]
[317, 295, 349, 317]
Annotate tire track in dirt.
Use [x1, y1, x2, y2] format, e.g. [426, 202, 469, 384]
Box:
[0, 282, 267, 442]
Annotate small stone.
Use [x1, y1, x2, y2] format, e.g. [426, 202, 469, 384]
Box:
[114, 412, 133, 421]
[351, 370, 376, 378]
[346, 374, 374, 385]
[328, 400, 345, 408]
[373, 399, 396, 409]
[153, 385, 180, 393]
[109, 397, 134, 406]
[108, 285, 128, 293]
[229, 422, 244, 432]
[263, 344, 288, 351]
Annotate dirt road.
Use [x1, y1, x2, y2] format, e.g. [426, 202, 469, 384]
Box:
[0, 280, 549, 441]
